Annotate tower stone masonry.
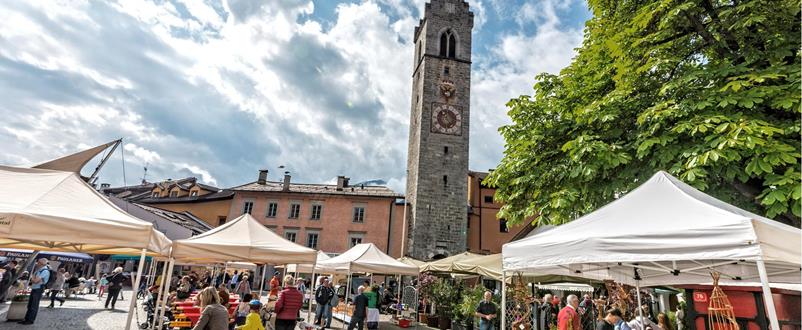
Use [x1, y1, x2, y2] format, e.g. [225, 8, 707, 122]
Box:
[405, 0, 473, 260]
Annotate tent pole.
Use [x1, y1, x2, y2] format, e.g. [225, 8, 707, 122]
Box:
[636, 279, 644, 325]
[157, 259, 175, 330]
[125, 249, 147, 330]
[342, 270, 352, 329]
[501, 271, 506, 330]
[396, 274, 401, 319]
[149, 259, 159, 286]
[151, 260, 169, 330]
[259, 264, 267, 300]
[307, 260, 318, 323]
[756, 260, 780, 330]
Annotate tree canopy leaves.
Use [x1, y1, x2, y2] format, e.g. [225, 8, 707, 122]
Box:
[486, 0, 801, 227]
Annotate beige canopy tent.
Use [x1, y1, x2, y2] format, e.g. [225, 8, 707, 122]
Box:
[453, 253, 502, 280]
[152, 214, 319, 328]
[284, 251, 331, 273]
[419, 251, 483, 273]
[0, 165, 172, 329]
[171, 214, 317, 264]
[0, 165, 171, 255]
[397, 256, 425, 268]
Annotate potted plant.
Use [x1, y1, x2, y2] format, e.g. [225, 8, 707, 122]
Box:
[454, 285, 484, 330]
[417, 272, 437, 325]
[431, 278, 461, 329]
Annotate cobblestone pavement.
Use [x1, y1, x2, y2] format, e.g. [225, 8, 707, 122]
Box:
[0, 289, 145, 330]
[0, 291, 428, 330]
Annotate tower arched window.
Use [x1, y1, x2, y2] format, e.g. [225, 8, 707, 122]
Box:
[439, 30, 457, 59]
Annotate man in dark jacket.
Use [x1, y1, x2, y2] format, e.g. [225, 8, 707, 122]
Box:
[539, 294, 557, 330]
[315, 277, 334, 327]
[348, 286, 369, 330]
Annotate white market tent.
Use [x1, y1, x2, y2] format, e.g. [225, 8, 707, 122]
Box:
[316, 243, 419, 275]
[317, 243, 418, 327]
[0, 165, 172, 329]
[501, 171, 801, 330]
[285, 251, 331, 273]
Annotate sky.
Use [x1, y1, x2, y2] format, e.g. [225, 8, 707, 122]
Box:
[0, 0, 591, 193]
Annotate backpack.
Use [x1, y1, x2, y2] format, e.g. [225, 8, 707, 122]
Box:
[44, 267, 58, 289]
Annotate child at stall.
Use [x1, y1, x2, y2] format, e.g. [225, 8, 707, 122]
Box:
[235, 299, 265, 330]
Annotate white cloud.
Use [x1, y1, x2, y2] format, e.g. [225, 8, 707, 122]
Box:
[0, 0, 587, 194]
[174, 162, 218, 185]
[124, 143, 162, 164]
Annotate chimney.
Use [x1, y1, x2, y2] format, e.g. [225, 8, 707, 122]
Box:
[336, 176, 349, 191]
[257, 169, 268, 185]
[282, 173, 291, 191]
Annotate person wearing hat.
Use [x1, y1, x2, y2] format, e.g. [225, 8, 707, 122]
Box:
[235, 299, 264, 330]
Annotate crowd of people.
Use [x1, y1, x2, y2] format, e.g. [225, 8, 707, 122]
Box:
[0, 257, 130, 326]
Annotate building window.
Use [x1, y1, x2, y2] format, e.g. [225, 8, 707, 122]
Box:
[444, 146, 449, 154]
[310, 203, 322, 220]
[190, 191, 198, 197]
[443, 175, 448, 186]
[349, 233, 364, 247]
[439, 30, 457, 58]
[218, 216, 226, 226]
[288, 202, 301, 219]
[484, 195, 493, 203]
[266, 201, 278, 218]
[500, 219, 509, 233]
[416, 41, 421, 62]
[352, 206, 366, 223]
[443, 66, 450, 76]
[170, 191, 178, 197]
[152, 192, 159, 198]
[242, 201, 254, 215]
[285, 230, 297, 243]
[307, 232, 319, 249]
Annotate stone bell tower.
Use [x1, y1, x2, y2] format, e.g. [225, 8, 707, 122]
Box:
[405, 0, 473, 260]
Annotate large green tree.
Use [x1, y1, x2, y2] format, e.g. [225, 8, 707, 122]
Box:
[486, 0, 801, 227]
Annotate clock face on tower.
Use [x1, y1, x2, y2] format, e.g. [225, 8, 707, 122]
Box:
[431, 103, 462, 135]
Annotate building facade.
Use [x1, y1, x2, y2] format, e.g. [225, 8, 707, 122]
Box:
[228, 170, 406, 257]
[466, 171, 532, 254]
[405, 0, 474, 260]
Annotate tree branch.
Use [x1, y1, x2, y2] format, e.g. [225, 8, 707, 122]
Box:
[700, 0, 742, 58]
[682, 11, 730, 59]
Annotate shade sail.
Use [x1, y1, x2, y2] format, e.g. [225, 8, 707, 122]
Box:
[285, 251, 331, 273]
[316, 243, 419, 275]
[170, 214, 317, 265]
[420, 251, 483, 273]
[33, 140, 119, 173]
[0, 166, 171, 256]
[502, 171, 801, 286]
